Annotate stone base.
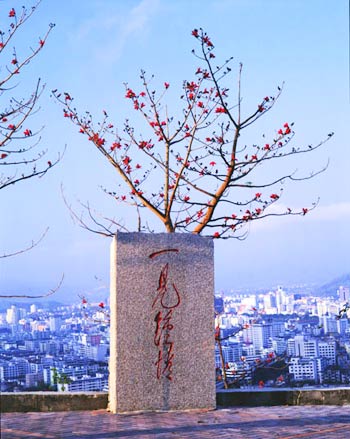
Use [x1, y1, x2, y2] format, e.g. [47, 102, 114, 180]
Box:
[108, 232, 215, 413]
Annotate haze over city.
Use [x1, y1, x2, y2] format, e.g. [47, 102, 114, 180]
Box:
[1, 0, 349, 302]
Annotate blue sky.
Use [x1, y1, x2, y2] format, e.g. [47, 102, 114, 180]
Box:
[1, 0, 349, 301]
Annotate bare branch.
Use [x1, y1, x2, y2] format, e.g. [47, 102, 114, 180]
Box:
[1, 227, 49, 259]
[0, 273, 64, 298]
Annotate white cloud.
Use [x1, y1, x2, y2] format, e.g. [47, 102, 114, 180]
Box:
[73, 0, 160, 62]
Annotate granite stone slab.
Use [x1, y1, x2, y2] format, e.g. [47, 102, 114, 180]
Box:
[108, 232, 215, 413]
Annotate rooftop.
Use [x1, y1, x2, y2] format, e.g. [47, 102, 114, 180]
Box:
[2, 405, 350, 438]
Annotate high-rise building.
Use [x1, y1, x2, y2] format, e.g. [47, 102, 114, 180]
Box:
[338, 286, 350, 302]
[323, 315, 338, 334]
[49, 316, 62, 332]
[6, 306, 20, 325]
[251, 323, 272, 352]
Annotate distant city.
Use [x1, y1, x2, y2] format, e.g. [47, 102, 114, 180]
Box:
[1, 278, 349, 392]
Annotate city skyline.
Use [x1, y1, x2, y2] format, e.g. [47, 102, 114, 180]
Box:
[1, 284, 349, 392]
[1, 0, 349, 302]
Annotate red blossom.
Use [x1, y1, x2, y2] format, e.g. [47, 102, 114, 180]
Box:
[64, 93, 72, 101]
[11, 59, 18, 65]
[47, 161, 52, 167]
[125, 88, 136, 99]
[82, 298, 87, 304]
[188, 92, 194, 100]
[302, 208, 308, 215]
[122, 156, 131, 165]
[264, 144, 270, 150]
[139, 140, 153, 149]
[23, 128, 32, 136]
[209, 53, 215, 59]
[9, 8, 16, 17]
[121, 195, 126, 201]
[186, 81, 198, 91]
[285, 126, 291, 134]
[202, 36, 213, 47]
[39, 39, 45, 47]
[264, 96, 269, 101]
[231, 214, 237, 219]
[213, 231, 220, 238]
[1, 153, 8, 159]
[215, 107, 226, 114]
[184, 195, 190, 202]
[139, 91, 146, 97]
[278, 129, 283, 135]
[111, 142, 121, 151]
[258, 105, 264, 112]
[2, 118, 7, 122]
[8, 124, 15, 130]
[209, 161, 216, 166]
[270, 193, 279, 200]
[197, 101, 204, 108]
[136, 163, 141, 169]
[89, 133, 105, 147]
[185, 217, 191, 224]
[255, 193, 262, 198]
[164, 82, 170, 89]
[191, 29, 199, 38]
[195, 67, 202, 74]
[255, 208, 262, 215]
[98, 302, 105, 308]
[251, 154, 257, 161]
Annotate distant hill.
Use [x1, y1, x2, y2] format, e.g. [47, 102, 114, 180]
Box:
[316, 273, 350, 297]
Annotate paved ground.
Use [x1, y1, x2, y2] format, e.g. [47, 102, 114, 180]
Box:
[1, 405, 350, 439]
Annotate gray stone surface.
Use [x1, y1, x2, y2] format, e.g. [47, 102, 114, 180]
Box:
[108, 232, 215, 413]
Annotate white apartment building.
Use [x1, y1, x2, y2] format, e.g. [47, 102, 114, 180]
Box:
[289, 357, 324, 384]
[318, 340, 336, 365]
[57, 373, 108, 392]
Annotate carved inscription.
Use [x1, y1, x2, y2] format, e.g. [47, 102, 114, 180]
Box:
[150, 249, 181, 381]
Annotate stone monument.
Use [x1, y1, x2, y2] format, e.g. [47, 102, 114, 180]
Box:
[108, 232, 215, 413]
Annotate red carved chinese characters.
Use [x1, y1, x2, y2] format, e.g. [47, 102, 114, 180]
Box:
[150, 250, 181, 381]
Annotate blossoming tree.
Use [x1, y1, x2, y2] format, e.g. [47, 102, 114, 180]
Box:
[0, 2, 62, 297]
[0, 3, 58, 193]
[54, 28, 333, 239]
